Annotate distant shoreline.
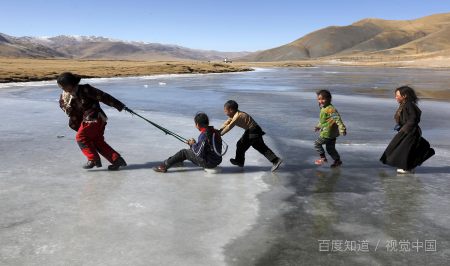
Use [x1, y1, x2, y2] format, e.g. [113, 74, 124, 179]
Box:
[239, 56, 450, 69]
[0, 58, 258, 84]
[1, 57, 448, 84]
[1, 57, 449, 100]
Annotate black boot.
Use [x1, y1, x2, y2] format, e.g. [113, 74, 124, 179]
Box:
[230, 158, 244, 167]
[82, 160, 102, 169]
[108, 157, 127, 170]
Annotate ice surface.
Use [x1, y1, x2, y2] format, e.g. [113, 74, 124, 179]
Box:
[1, 66, 450, 266]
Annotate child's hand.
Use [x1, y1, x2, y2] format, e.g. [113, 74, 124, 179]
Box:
[341, 132, 346, 136]
[314, 127, 321, 132]
[187, 139, 196, 146]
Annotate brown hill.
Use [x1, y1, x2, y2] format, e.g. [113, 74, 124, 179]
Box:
[230, 50, 264, 62]
[252, 12, 450, 62]
[0, 33, 70, 58]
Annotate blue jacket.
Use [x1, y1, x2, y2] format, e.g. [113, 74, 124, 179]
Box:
[191, 128, 222, 167]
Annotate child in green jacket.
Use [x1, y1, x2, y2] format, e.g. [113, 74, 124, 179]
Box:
[313, 90, 346, 167]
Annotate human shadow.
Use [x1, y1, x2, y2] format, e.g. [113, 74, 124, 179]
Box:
[223, 165, 274, 174]
[88, 161, 161, 171]
[91, 161, 270, 174]
[125, 162, 210, 172]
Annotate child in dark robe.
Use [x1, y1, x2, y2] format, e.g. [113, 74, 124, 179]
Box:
[380, 86, 435, 174]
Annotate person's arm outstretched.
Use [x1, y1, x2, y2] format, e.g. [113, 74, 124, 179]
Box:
[84, 85, 125, 112]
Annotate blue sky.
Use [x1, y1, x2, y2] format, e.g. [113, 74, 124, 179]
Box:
[1, 0, 449, 52]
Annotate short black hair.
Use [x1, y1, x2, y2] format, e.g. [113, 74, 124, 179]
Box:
[194, 112, 209, 128]
[224, 100, 238, 110]
[396, 85, 419, 104]
[57, 72, 81, 86]
[316, 90, 332, 101]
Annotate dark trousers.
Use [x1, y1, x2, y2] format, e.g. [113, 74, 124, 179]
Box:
[235, 126, 278, 165]
[164, 149, 215, 169]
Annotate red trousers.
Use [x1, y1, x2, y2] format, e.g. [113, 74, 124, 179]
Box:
[75, 117, 120, 163]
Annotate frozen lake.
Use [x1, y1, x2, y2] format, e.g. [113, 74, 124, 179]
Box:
[1, 66, 450, 265]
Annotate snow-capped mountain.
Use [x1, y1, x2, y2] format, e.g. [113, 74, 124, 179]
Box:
[0, 33, 251, 61]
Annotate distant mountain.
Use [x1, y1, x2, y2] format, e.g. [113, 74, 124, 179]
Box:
[238, 12, 450, 62]
[230, 50, 264, 62]
[0, 34, 251, 61]
[0, 33, 70, 58]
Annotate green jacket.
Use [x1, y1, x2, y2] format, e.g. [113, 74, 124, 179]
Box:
[317, 104, 346, 139]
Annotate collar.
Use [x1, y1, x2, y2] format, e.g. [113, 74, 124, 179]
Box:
[69, 85, 78, 95]
[200, 126, 215, 133]
[200, 126, 220, 138]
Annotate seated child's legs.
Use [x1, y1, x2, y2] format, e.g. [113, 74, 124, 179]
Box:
[165, 149, 208, 168]
[325, 138, 340, 161]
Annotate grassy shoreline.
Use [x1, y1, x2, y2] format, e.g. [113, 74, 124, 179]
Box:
[0, 58, 259, 83]
[2, 57, 448, 84]
[1, 57, 449, 100]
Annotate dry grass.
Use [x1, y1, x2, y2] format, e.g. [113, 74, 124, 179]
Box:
[1, 57, 449, 100]
[0, 58, 254, 83]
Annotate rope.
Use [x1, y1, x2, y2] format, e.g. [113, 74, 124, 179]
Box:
[212, 133, 228, 156]
[125, 107, 188, 143]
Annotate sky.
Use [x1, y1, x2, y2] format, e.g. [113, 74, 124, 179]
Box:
[1, 0, 449, 52]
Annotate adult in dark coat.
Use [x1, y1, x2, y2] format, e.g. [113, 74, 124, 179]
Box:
[380, 86, 435, 174]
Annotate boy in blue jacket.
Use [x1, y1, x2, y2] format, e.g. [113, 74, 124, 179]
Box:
[153, 113, 222, 173]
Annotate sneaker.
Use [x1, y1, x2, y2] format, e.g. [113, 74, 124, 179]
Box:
[330, 160, 343, 167]
[315, 158, 328, 165]
[152, 164, 168, 173]
[271, 158, 283, 172]
[230, 158, 244, 167]
[397, 169, 415, 174]
[82, 160, 102, 169]
[108, 157, 127, 170]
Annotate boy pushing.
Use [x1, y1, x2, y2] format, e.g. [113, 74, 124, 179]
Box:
[220, 100, 282, 171]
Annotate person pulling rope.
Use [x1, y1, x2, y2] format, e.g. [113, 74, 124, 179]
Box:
[125, 107, 188, 143]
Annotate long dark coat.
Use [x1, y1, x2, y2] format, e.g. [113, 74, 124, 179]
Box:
[380, 100, 435, 170]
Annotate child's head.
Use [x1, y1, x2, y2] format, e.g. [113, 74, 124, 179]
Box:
[194, 112, 209, 130]
[224, 100, 238, 118]
[316, 90, 332, 107]
[395, 85, 419, 104]
[195, 112, 215, 151]
[57, 72, 81, 92]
